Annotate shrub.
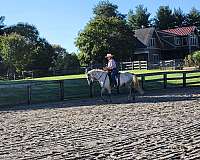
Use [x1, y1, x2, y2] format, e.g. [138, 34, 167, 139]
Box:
[185, 51, 200, 69]
[192, 51, 200, 69]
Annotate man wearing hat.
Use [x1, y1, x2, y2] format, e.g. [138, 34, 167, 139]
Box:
[104, 53, 118, 87]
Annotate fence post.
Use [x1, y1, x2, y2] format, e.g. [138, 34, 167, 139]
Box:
[59, 80, 64, 101]
[132, 62, 134, 70]
[27, 85, 32, 105]
[89, 82, 93, 97]
[183, 72, 187, 87]
[163, 73, 167, 89]
[141, 75, 145, 90]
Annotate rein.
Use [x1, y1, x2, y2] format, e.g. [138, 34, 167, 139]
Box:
[93, 71, 108, 88]
[95, 72, 105, 81]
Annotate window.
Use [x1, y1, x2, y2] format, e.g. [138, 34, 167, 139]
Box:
[182, 37, 188, 46]
[149, 38, 156, 47]
[190, 36, 197, 45]
[152, 54, 159, 63]
[174, 37, 181, 45]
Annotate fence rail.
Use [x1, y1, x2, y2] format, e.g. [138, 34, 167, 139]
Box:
[120, 59, 184, 70]
[0, 70, 199, 106]
[120, 61, 148, 70]
[137, 70, 200, 90]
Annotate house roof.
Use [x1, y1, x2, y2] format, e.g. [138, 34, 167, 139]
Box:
[161, 26, 197, 36]
[134, 27, 155, 47]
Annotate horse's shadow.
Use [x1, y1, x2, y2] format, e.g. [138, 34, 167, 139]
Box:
[135, 87, 199, 103]
[0, 87, 199, 112]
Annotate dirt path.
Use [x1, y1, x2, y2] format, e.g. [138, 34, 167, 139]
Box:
[0, 87, 200, 159]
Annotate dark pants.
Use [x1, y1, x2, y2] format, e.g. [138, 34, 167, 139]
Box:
[110, 68, 118, 86]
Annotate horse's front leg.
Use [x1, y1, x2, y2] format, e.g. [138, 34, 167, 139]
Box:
[101, 87, 105, 98]
[100, 87, 112, 103]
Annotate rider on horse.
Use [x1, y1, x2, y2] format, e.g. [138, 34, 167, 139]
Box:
[104, 53, 118, 87]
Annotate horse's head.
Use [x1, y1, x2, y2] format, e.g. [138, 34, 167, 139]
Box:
[85, 67, 92, 73]
[86, 69, 105, 85]
[86, 69, 95, 85]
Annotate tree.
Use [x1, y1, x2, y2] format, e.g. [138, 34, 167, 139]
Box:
[77, 51, 90, 66]
[186, 7, 200, 28]
[75, 17, 135, 64]
[52, 45, 80, 74]
[63, 53, 80, 70]
[2, 23, 56, 76]
[185, 51, 200, 68]
[52, 45, 80, 71]
[0, 33, 56, 77]
[192, 51, 200, 68]
[0, 33, 33, 74]
[52, 44, 67, 58]
[0, 16, 5, 35]
[28, 38, 55, 73]
[93, 0, 125, 19]
[154, 6, 175, 29]
[4, 23, 39, 42]
[127, 5, 151, 30]
[173, 8, 186, 27]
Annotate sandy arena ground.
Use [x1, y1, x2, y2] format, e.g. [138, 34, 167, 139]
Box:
[0, 87, 200, 160]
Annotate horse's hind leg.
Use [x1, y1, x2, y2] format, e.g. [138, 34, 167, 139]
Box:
[128, 84, 135, 101]
[107, 87, 112, 103]
[132, 87, 136, 101]
[116, 85, 120, 94]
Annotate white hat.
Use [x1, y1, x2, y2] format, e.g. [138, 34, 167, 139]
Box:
[105, 53, 113, 58]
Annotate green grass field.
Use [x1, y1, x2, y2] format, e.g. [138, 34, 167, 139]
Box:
[0, 69, 183, 84]
[0, 69, 199, 106]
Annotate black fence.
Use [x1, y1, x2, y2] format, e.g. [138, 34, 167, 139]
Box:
[0, 70, 199, 106]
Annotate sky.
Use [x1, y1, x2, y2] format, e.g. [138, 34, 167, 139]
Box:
[0, 0, 200, 53]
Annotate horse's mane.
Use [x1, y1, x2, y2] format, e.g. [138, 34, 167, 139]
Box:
[88, 69, 107, 73]
[94, 69, 106, 72]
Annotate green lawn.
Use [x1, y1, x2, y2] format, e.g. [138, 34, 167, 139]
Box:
[0, 69, 199, 106]
[0, 69, 181, 84]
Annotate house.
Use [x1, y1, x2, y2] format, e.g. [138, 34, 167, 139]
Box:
[134, 26, 199, 69]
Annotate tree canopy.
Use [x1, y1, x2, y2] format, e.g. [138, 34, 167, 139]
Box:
[0, 33, 32, 73]
[1, 2, 200, 77]
[173, 8, 186, 27]
[4, 23, 40, 42]
[0, 24, 56, 76]
[186, 7, 200, 28]
[93, 0, 125, 19]
[127, 5, 151, 30]
[154, 6, 175, 29]
[75, 17, 135, 64]
[53, 45, 80, 71]
[76, 1, 135, 65]
[0, 16, 5, 35]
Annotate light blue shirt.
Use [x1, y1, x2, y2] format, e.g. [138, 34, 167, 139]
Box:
[108, 59, 116, 69]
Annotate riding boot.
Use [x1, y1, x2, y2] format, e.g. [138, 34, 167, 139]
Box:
[113, 79, 117, 88]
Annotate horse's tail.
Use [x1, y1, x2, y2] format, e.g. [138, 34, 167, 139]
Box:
[132, 74, 144, 95]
